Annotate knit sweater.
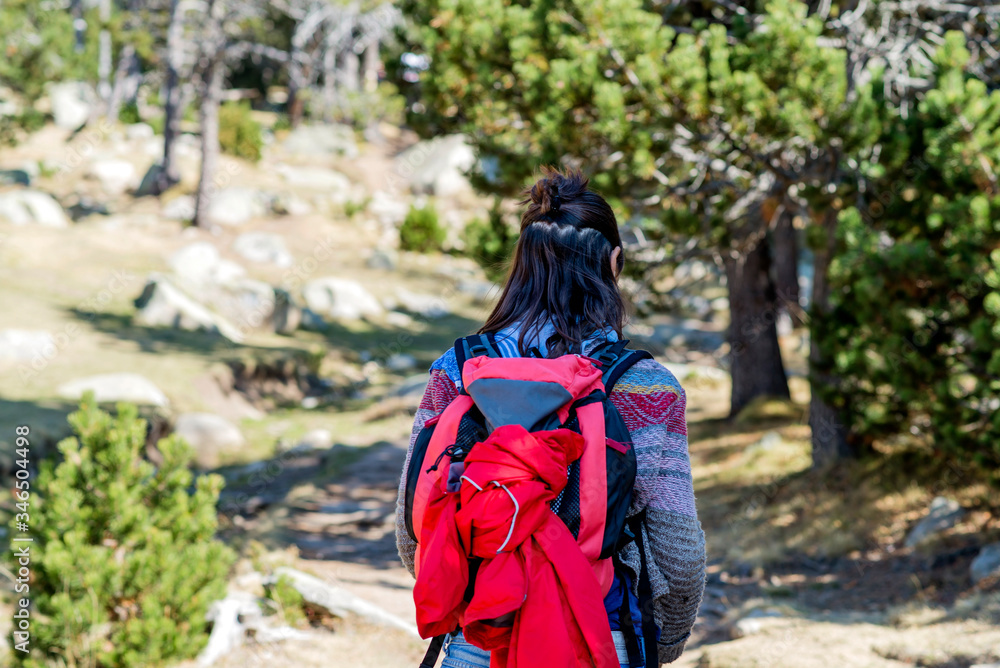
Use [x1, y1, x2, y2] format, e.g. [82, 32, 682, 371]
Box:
[394, 344, 706, 665]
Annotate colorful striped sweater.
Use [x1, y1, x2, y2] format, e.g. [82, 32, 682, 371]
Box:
[394, 343, 706, 664]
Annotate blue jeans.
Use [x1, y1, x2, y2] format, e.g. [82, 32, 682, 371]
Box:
[441, 630, 638, 668]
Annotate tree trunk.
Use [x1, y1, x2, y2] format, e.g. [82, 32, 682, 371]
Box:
[322, 46, 337, 122]
[341, 48, 360, 92]
[193, 58, 224, 228]
[107, 44, 139, 123]
[362, 41, 380, 93]
[724, 234, 791, 417]
[287, 47, 305, 127]
[97, 0, 112, 113]
[152, 0, 183, 195]
[809, 208, 852, 467]
[772, 206, 804, 327]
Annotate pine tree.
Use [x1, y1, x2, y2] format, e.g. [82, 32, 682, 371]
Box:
[11, 393, 236, 667]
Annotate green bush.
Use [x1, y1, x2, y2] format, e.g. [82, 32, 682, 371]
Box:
[218, 100, 263, 163]
[462, 203, 518, 281]
[399, 203, 446, 253]
[118, 101, 142, 125]
[10, 394, 236, 667]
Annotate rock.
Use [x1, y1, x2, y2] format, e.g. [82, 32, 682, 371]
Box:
[456, 279, 499, 301]
[162, 195, 195, 221]
[730, 609, 785, 639]
[168, 242, 222, 283]
[0, 169, 31, 186]
[48, 81, 94, 130]
[904, 496, 966, 548]
[396, 289, 450, 318]
[366, 248, 397, 271]
[277, 165, 351, 192]
[205, 187, 269, 226]
[125, 122, 155, 140]
[88, 158, 137, 194]
[297, 429, 334, 451]
[272, 288, 302, 334]
[202, 278, 277, 333]
[368, 191, 409, 226]
[133, 274, 243, 342]
[970, 543, 1000, 584]
[232, 232, 293, 267]
[390, 373, 429, 400]
[299, 308, 327, 331]
[135, 163, 167, 197]
[197, 593, 260, 666]
[282, 123, 358, 159]
[396, 134, 476, 197]
[386, 353, 417, 372]
[0, 330, 55, 362]
[303, 277, 383, 321]
[57, 372, 169, 407]
[0, 190, 70, 227]
[270, 567, 419, 637]
[173, 413, 245, 468]
[385, 311, 415, 328]
[271, 192, 313, 216]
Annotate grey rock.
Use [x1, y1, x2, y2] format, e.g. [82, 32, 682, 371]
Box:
[162, 195, 195, 221]
[206, 187, 270, 226]
[366, 248, 397, 271]
[133, 274, 243, 342]
[173, 413, 245, 469]
[386, 353, 417, 372]
[88, 158, 137, 194]
[49, 81, 94, 130]
[396, 289, 450, 319]
[232, 232, 293, 267]
[904, 496, 966, 548]
[297, 428, 334, 451]
[282, 123, 358, 159]
[0, 330, 55, 362]
[970, 543, 1000, 584]
[135, 163, 167, 197]
[0, 190, 70, 227]
[270, 192, 312, 216]
[125, 122, 155, 140]
[368, 192, 409, 226]
[395, 134, 475, 197]
[456, 279, 498, 301]
[272, 288, 301, 334]
[278, 165, 351, 192]
[302, 277, 383, 321]
[390, 373, 429, 400]
[0, 169, 31, 186]
[168, 242, 223, 283]
[57, 372, 169, 407]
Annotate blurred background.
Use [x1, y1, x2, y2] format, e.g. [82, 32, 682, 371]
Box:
[1, 0, 999, 666]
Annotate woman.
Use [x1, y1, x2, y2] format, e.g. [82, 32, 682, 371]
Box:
[395, 168, 706, 667]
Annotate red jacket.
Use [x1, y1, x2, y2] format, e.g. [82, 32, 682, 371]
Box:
[413, 423, 619, 668]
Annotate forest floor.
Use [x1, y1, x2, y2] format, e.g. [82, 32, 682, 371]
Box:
[0, 121, 998, 667]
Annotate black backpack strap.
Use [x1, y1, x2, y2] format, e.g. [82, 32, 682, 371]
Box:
[627, 510, 659, 668]
[589, 339, 653, 394]
[612, 557, 646, 668]
[454, 333, 503, 375]
[418, 634, 447, 668]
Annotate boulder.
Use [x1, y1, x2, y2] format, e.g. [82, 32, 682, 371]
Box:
[395, 134, 475, 197]
[0, 190, 70, 227]
[368, 191, 409, 226]
[173, 413, 245, 468]
[162, 195, 195, 221]
[202, 277, 276, 333]
[0, 330, 55, 362]
[232, 232, 293, 267]
[365, 248, 397, 271]
[133, 274, 243, 342]
[88, 158, 138, 194]
[48, 81, 94, 130]
[125, 123, 155, 140]
[277, 165, 351, 192]
[205, 187, 269, 226]
[970, 543, 1000, 584]
[386, 353, 417, 372]
[302, 277, 383, 321]
[0, 169, 31, 186]
[57, 372, 169, 407]
[270, 192, 313, 216]
[168, 242, 222, 283]
[396, 289, 450, 319]
[281, 123, 358, 159]
[904, 496, 966, 548]
[272, 288, 302, 334]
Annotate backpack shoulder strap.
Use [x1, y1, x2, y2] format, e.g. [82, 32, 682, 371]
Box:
[589, 339, 653, 395]
[454, 333, 503, 375]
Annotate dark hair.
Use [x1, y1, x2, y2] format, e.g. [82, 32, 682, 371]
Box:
[479, 167, 626, 357]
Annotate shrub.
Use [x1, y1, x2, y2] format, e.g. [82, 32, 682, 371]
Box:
[118, 101, 141, 125]
[399, 203, 446, 253]
[462, 203, 518, 281]
[218, 100, 263, 163]
[11, 394, 236, 667]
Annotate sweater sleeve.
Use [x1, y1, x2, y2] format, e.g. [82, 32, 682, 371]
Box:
[395, 358, 460, 577]
[610, 360, 706, 665]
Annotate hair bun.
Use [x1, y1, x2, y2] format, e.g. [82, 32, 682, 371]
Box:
[530, 173, 564, 216]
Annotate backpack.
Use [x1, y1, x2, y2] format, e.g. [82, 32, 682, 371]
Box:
[404, 333, 657, 668]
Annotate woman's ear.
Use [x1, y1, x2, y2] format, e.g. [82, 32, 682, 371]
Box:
[610, 246, 622, 278]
